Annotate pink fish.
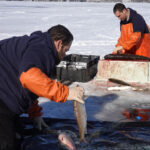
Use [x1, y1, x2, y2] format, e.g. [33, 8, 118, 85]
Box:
[58, 132, 77, 150]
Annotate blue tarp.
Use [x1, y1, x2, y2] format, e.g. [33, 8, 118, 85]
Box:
[21, 117, 150, 150]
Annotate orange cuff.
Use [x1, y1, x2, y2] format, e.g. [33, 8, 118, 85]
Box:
[28, 99, 42, 120]
[19, 67, 69, 103]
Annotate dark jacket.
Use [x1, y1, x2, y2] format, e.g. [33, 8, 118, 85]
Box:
[0, 31, 68, 115]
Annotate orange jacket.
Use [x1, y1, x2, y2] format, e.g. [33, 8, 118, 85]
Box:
[116, 8, 150, 57]
[20, 67, 69, 119]
[19, 67, 69, 103]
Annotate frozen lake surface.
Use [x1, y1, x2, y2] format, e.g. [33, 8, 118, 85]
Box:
[0, 1, 150, 58]
[1, 1, 150, 121]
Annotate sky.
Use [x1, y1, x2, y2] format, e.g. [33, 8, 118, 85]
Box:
[0, 1, 150, 121]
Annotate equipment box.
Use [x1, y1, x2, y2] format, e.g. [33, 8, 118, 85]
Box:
[56, 54, 100, 82]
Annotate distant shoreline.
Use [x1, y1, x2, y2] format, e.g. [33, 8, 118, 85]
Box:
[1, 0, 150, 2]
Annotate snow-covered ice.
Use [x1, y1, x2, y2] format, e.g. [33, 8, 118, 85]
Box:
[1, 1, 150, 58]
[1, 1, 150, 121]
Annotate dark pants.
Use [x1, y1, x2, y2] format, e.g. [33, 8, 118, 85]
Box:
[0, 100, 21, 150]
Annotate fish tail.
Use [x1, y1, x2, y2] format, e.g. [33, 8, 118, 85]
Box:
[80, 138, 88, 144]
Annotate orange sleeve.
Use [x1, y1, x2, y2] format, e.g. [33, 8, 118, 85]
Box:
[116, 37, 122, 47]
[19, 67, 69, 103]
[120, 32, 141, 51]
[28, 99, 43, 120]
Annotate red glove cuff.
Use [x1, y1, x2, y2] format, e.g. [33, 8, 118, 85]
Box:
[28, 99, 43, 120]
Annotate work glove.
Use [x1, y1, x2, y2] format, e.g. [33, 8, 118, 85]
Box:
[33, 116, 49, 131]
[112, 46, 125, 54]
[67, 86, 84, 104]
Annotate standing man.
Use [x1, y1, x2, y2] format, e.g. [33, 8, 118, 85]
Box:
[0, 24, 84, 150]
[112, 3, 150, 57]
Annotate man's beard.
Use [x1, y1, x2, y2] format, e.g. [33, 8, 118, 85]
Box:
[55, 52, 61, 65]
[58, 51, 66, 61]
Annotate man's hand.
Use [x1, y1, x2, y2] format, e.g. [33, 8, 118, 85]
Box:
[67, 86, 84, 104]
[112, 46, 124, 54]
[33, 116, 49, 130]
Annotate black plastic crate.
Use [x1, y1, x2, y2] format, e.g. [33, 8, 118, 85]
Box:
[56, 54, 100, 82]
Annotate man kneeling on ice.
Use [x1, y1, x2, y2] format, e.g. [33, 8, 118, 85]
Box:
[0, 24, 84, 150]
